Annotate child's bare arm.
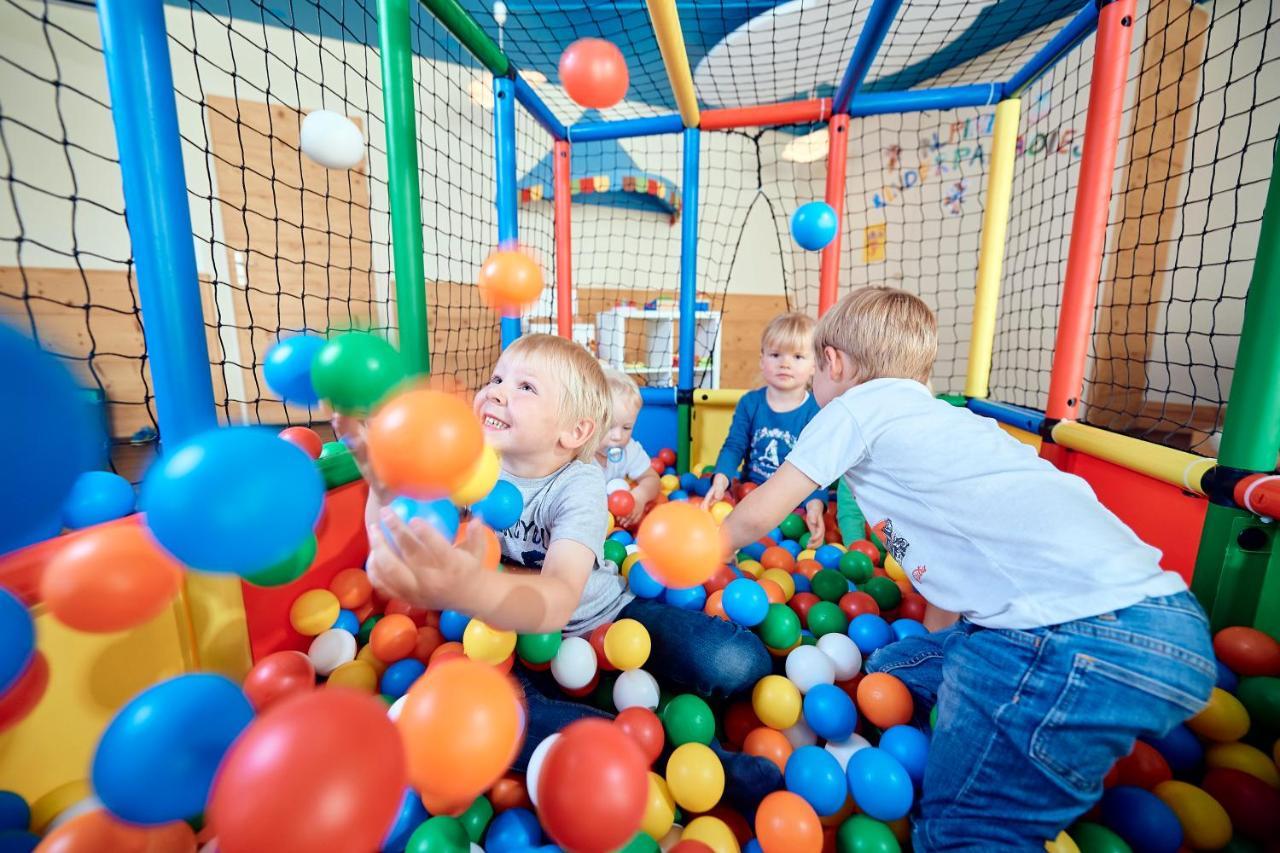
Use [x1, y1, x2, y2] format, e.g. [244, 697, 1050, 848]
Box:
[721, 462, 821, 552]
[621, 469, 661, 527]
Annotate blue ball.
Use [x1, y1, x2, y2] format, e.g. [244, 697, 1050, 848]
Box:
[61, 471, 135, 529]
[141, 427, 324, 575]
[0, 590, 34, 696]
[440, 610, 471, 642]
[608, 530, 635, 547]
[664, 467, 677, 477]
[691, 477, 712, 498]
[668, 490, 689, 501]
[389, 496, 460, 541]
[792, 573, 811, 594]
[1143, 725, 1202, 773]
[0, 792, 29, 834]
[664, 585, 707, 611]
[791, 201, 838, 251]
[263, 333, 326, 405]
[739, 543, 766, 562]
[383, 787, 430, 852]
[779, 540, 802, 558]
[891, 619, 928, 641]
[803, 683, 858, 742]
[744, 842, 762, 853]
[381, 658, 427, 699]
[1101, 786, 1182, 853]
[628, 562, 665, 599]
[848, 614, 894, 656]
[679, 473, 700, 492]
[0, 832, 38, 853]
[332, 609, 360, 634]
[767, 528, 784, 543]
[722, 578, 769, 627]
[813, 544, 843, 570]
[486, 807, 542, 853]
[879, 725, 929, 785]
[846, 747, 914, 821]
[473, 479, 524, 531]
[784, 745, 846, 816]
[1214, 657, 1238, 692]
[92, 673, 254, 825]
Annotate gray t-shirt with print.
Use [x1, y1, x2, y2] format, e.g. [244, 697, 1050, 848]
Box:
[496, 460, 633, 635]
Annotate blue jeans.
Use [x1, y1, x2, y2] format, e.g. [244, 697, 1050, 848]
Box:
[865, 591, 1215, 851]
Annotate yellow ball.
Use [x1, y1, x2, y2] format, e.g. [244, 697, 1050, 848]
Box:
[605, 618, 652, 670]
[710, 502, 733, 524]
[452, 444, 501, 505]
[607, 512, 616, 534]
[327, 659, 378, 693]
[356, 643, 389, 677]
[1188, 687, 1250, 742]
[1206, 741, 1280, 787]
[752, 675, 802, 729]
[290, 589, 340, 636]
[737, 559, 763, 579]
[30, 779, 92, 834]
[1154, 780, 1232, 850]
[463, 618, 517, 664]
[666, 743, 725, 813]
[797, 549, 816, 562]
[641, 772, 676, 840]
[621, 552, 644, 580]
[761, 568, 795, 601]
[1044, 830, 1080, 853]
[660, 474, 680, 494]
[682, 817, 740, 853]
[884, 555, 906, 581]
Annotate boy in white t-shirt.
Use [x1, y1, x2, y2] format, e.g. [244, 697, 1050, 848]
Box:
[596, 367, 661, 528]
[721, 287, 1214, 850]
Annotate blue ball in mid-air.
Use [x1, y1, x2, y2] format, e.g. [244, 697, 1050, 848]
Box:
[791, 201, 838, 251]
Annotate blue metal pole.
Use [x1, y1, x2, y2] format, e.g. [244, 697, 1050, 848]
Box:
[513, 74, 567, 141]
[494, 76, 522, 349]
[1003, 2, 1100, 98]
[98, 0, 216, 446]
[569, 113, 685, 143]
[849, 83, 1001, 116]
[965, 398, 1046, 434]
[678, 127, 700, 394]
[833, 0, 907, 114]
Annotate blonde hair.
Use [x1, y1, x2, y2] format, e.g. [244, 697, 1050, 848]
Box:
[813, 287, 937, 384]
[502, 334, 611, 460]
[600, 364, 643, 413]
[762, 312, 815, 353]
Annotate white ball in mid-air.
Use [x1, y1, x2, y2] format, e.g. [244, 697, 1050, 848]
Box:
[300, 109, 365, 170]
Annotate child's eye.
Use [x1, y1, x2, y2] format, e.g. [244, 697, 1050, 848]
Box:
[489, 375, 502, 385]
[519, 382, 535, 392]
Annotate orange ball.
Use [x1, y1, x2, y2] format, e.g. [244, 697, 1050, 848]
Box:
[756, 791, 822, 853]
[637, 501, 724, 588]
[743, 727, 793, 773]
[558, 38, 629, 109]
[429, 641, 465, 666]
[705, 589, 729, 621]
[329, 568, 373, 609]
[38, 809, 196, 853]
[490, 773, 532, 813]
[477, 249, 544, 313]
[413, 625, 445, 663]
[459, 520, 502, 570]
[367, 388, 484, 498]
[370, 613, 418, 662]
[759, 579, 786, 605]
[856, 673, 913, 729]
[760, 547, 796, 572]
[796, 560, 823, 581]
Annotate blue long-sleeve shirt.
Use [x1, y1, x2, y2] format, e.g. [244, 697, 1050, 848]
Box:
[714, 388, 827, 504]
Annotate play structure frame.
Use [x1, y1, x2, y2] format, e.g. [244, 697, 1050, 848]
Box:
[93, 0, 1280, 635]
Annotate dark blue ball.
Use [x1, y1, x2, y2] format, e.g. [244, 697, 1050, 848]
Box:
[1143, 725, 1202, 773]
[1101, 786, 1182, 853]
[0, 792, 29, 834]
[740, 542, 766, 562]
[383, 787, 429, 852]
[381, 658, 427, 699]
[440, 609, 471, 642]
[486, 808, 542, 853]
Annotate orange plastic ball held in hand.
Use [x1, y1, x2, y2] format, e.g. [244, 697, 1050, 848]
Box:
[367, 388, 485, 498]
[637, 502, 725, 588]
[477, 249, 545, 314]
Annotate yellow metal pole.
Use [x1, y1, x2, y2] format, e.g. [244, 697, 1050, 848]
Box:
[645, 0, 700, 127]
[1051, 420, 1217, 496]
[964, 98, 1021, 398]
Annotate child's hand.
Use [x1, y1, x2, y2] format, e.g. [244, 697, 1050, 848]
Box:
[701, 473, 731, 509]
[366, 509, 486, 610]
[618, 492, 646, 529]
[805, 499, 826, 544]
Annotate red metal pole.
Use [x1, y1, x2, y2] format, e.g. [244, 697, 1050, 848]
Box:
[700, 98, 832, 132]
[818, 114, 850, 315]
[553, 140, 573, 339]
[1044, 0, 1138, 420]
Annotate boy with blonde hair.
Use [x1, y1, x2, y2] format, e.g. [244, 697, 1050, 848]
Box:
[722, 287, 1213, 849]
[597, 366, 661, 527]
[702, 312, 827, 539]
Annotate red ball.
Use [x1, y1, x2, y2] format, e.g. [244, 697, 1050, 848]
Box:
[0, 651, 48, 733]
[651, 458, 666, 474]
[279, 426, 324, 459]
[1108, 740, 1171, 790]
[704, 564, 739, 595]
[670, 843, 714, 853]
[1213, 626, 1280, 677]
[539, 719, 649, 853]
[847, 539, 880, 566]
[614, 707, 665, 765]
[242, 650, 316, 712]
[1201, 767, 1280, 841]
[839, 591, 880, 621]
[897, 593, 926, 623]
[589, 622, 617, 672]
[608, 490, 637, 519]
[559, 38, 629, 109]
[789, 592, 821, 626]
[658, 448, 677, 467]
[723, 700, 763, 749]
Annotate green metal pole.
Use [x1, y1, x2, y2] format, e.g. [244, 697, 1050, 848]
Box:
[417, 0, 510, 76]
[677, 402, 691, 474]
[379, 0, 430, 376]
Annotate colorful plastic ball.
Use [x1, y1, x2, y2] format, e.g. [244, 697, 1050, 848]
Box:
[326, 659, 377, 692]
[1214, 657, 1238, 692]
[810, 571, 847, 604]
[665, 585, 708, 612]
[463, 619, 517, 665]
[604, 539, 629, 567]
[836, 815, 900, 853]
[604, 619, 651, 671]
[1214, 625, 1280, 677]
[309, 628, 357, 676]
[93, 673, 253, 825]
[405, 815, 470, 853]
[848, 614, 893, 657]
[778, 514, 807, 542]
[630, 562, 667, 599]
[486, 807, 542, 853]
[859, 577, 901, 612]
[611, 530, 636, 546]
[839, 592, 880, 621]
[802, 684, 857, 742]
[1187, 687, 1250, 741]
[459, 796, 496, 845]
[1109, 740, 1172, 789]
[1143, 725, 1202, 773]
[525, 735, 561, 810]
[540, 719, 649, 853]
[791, 203, 838, 251]
[753, 675, 803, 730]
[823, 734, 872, 772]
[806, 602, 848, 639]
[1200, 767, 1280, 841]
[837, 551, 874, 584]
[610, 490, 638, 519]
[846, 748, 913, 822]
[371, 613, 419, 662]
[760, 604, 802, 651]
[1067, 822, 1131, 853]
[786, 645, 836, 695]
[616, 707, 666, 765]
[1236, 675, 1280, 728]
[1151, 780, 1229, 851]
[380, 658, 427, 700]
[263, 333, 326, 404]
[0, 590, 34, 696]
[878, 726, 928, 786]
[0, 650, 46, 735]
[816, 633, 863, 682]
[744, 727, 794, 774]
[277, 427, 324, 461]
[472, 479, 523, 532]
[242, 650, 315, 711]
[663, 694, 716, 747]
[614, 668, 661, 711]
[331, 608, 360, 635]
[60, 471, 134, 530]
[310, 331, 404, 414]
[552, 636, 598, 691]
[761, 569, 796, 601]
[390, 496, 461, 542]
[856, 673, 913, 729]
[666, 743, 725, 814]
[710, 502, 734, 524]
[784, 746, 846, 817]
[451, 446, 501, 508]
[640, 773, 676, 840]
[141, 426, 324, 575]
[890, 619, 926, 641]
[682, 817, 738, 853]
[372, 390, 485, 499]
[477, 249, 544, 314]
[756, 791, 821, 853]
[286, 589, 337, 637]
[638, 502, 724, 589]
[1100, 786, 1182, 853]
[244, 534, 317, 587]
[517, 631, 562, 666]
[433, 610, 468, 644]
[740, 542, 767, 562]
[723, 579, 769, 627]
[0, 793, 27, 835]
[812, 544, 842, 569]
[383, 788, 431, 852]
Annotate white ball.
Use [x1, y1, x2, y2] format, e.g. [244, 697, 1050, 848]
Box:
[782, 719, 818, 749]
[47, 796, 102, 833]
[613, 668, 660, 711]
[526, 732, 561, 807]
[299, 109, 365, 170]
[625, 543, 640, 555]
[824, 733, 872, 770]
[550, 636, 598, 690]
[387, 694, 408, 722]
[308, 628, 356, 676]
[659, 825, 684, 852]
[817, 633, 863, 682]
[606, 478, 631, 495]
[471, 844, 485, 853]
[785, 645, 836, 694]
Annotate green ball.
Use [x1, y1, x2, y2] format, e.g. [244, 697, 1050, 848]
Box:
[320, 440, 347, 459]
[662, 694, 716, 746]
[604, 539, 628, 566]
[861, 576, 902, 611]
[243, 534, 317, 587]
[358, 615, 382, 645]
[406, 816, 470, 853]
[378, 693, 395, 706]
[1236, 676, 1280, 729]
[839, 550, 875, 583]
[811, 569, 848, 603]
[516, 631, 562, 665]
[1068, 822, 1132, 853]
[836, 815, 901, 853]
[779, 514, 807, 541]
[458, 795, 494, 843]
[807, 601, 848, 638]
[617, 833, 661, 853]
[701, 465, 718, 477]
[310, 331, 404, 414]
[759, 603, 801, 650]
[797, 531, 811, 550]
[929, 705, 938, 729]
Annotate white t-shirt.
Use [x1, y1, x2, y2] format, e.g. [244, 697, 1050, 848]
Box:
[600, 439, 653, 483]
[786, 378, 1185, 629]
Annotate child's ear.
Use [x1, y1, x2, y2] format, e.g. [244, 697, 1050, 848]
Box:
[560, 417, 597, 453]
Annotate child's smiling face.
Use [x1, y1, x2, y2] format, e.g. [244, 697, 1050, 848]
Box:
[473, 351, 565, 459]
